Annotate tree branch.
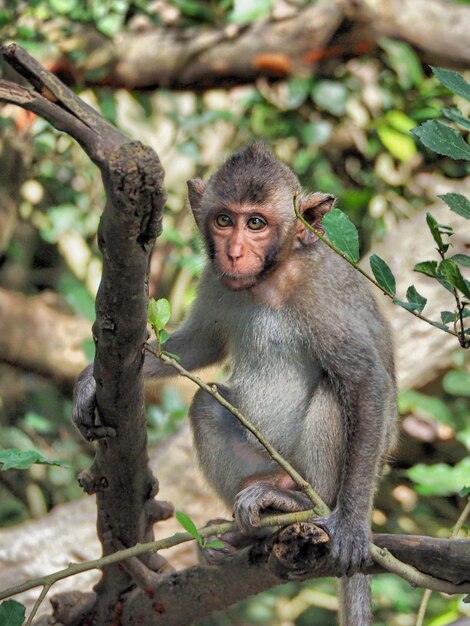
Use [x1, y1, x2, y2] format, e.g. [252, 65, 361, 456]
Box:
[33, 0, 470, 91]
[0, 287, 90, 385]
[0, 44, 168, 624]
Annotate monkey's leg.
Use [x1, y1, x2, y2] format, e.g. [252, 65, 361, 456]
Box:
[190, 386, 312, 536]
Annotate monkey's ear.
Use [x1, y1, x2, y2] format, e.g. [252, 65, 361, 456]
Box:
[296, 193, 336, 246]
[187, 178, 207, 229]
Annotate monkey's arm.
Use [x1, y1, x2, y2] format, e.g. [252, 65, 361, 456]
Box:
[143, 321, 226, 378]
[73, 284, 227, 440]
[314, 328, 395, 576]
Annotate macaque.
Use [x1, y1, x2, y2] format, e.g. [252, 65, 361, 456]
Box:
[73, 142, 397, 626]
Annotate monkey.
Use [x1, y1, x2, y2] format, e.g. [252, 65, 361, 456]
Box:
[73, 141, 397, 626]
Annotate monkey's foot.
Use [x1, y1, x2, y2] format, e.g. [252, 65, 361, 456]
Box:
[233, 483, 312, 533]
[313, 509, 372, 576]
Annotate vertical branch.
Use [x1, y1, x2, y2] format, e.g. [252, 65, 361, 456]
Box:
[0, 44, 170, 623]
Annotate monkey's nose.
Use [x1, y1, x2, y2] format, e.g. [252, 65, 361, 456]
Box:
[228, 245, 243, 261]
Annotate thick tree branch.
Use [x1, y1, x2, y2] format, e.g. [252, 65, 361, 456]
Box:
[0, 287, 90, 385]
[356, 0, 470, 67]
[0, 44, 168, 624]
[32, 528, 468, 626]
[2, 519, 470, 626]
[42, 0, 470, 91]
[0, 44, 127, 166]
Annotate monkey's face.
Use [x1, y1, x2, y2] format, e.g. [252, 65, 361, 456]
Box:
[207, 204, 281, 291]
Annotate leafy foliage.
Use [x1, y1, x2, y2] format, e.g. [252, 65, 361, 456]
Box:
[0, 448, 70, 471]
[321, 209, 360, 262]
[412, 120, 470, 160]
[370, 254, 396, 295]
[176, 511, 225, 549]
[1, 7, 470, 625]
[0, 600, 25, 626]
[407, 458, 470, 496]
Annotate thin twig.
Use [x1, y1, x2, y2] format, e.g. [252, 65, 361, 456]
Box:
[416, 496, 470, 626]
[0, 511, 312, 602]
[25, 583, 51, 626]
[293, 198, 460, 340]
[147, 343, 470, 597]
[151, 346, 329, 515]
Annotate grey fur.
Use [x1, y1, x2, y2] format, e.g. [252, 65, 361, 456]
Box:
[73, 143, 397, 626]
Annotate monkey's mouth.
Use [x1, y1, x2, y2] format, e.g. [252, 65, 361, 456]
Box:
[219, 270, 258, 291]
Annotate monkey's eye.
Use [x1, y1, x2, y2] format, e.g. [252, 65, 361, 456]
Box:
[215, 214, 232, 227]
[247, 216, 267, 231]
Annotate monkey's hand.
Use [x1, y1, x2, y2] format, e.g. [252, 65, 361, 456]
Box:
[72, 365, 116, 441]
[313, 509, 371, 576]
[233, 482, 312, 533]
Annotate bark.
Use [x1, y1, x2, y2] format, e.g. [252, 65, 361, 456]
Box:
[42, 529, 470, 626]
[0, 43, 168, 624]
[50, 0, 470, 91]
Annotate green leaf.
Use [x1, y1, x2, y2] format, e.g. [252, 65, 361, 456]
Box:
[425, 212, 447, 252]
[24, 412, 54, 435]
[385, 111, 416, 133]
[414, 260, 438, 277]
[460, 486, 470, 497]
[160, 329, 170, 344]
[97, 13, 124, 37]
[229, 0, 273, 23]
[439, 260, 470, 299]
[0, 448, 70, 471]
[285, 77, 311, 110]
[311, 81, 349, 117]
[439, 193, 470, 219]
[441, 310, 456, 324]
[204, 539, 226, 549]
[47, 0, 78, 13]
[176, 511, 202, 544]
[370, 254, 396, 295]
[161, 350, 180, 361]
[431, 66, 470, 101]
[393, 299, 418, 312]
[376, 125, 417, 162]
[0, 600, 25, 626]
[398, 389, 452, 424]
[322, 209, 360, 262]
[407, 457, 470, 496]
[442, 370, 470, 397]
[450, 254, 470, 267]
[429, 320, 450, 332]
[148, 298, 171, 332]
[412, 120, 470, 161]
[442, 107, 470, 132]
[441, 308, 469, 322]
[379, 38, 424, 89]
[405, 285, 427, 313]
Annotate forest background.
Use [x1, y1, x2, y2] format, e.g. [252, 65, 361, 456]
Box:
[0, 0, 469, 625]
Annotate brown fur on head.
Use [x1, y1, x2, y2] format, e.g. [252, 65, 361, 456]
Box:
[187, 142, 335, 291]
[187, 142, 301, 230]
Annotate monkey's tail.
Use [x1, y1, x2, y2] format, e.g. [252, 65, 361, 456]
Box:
[338, 574, 371, 626]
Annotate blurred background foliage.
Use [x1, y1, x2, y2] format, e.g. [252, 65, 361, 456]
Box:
[0, 1, 469, 625]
